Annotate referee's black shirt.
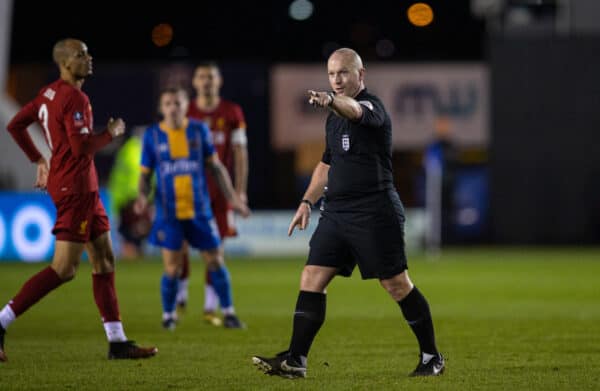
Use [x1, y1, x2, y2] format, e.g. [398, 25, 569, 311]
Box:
[322, 88, 396, 212]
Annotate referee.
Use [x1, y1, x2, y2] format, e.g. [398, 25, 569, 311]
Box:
[252, 48, 444, 378]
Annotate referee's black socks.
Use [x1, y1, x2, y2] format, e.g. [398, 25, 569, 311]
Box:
[398, 287, 439, 356]
[288, 290, 326, 363]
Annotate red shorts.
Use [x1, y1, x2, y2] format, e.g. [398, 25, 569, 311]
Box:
[52, 192, 110, 243]
[211, 193, 237, 239]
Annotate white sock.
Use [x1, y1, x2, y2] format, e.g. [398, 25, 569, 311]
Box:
[176, 278, 189, 304]
[204, 285, 219, 313]
[422, 352, 436, 364]
[221, 306, 235, 316]
[104, 321, 127, 342]
[0, 304, 16, 330]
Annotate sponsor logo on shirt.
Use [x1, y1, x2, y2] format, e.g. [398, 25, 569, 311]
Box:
[159, 159, 201, 176]
[80, 127, 90, 134]
[158, 143, 169, 152]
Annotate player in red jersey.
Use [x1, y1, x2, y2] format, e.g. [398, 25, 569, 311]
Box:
[176, 62, 249, 327]
[0, 38, 157, 362]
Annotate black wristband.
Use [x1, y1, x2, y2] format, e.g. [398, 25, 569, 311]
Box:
[301, 199, 313, 209]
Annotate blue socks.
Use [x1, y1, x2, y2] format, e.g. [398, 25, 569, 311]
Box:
[161, 274, 179, 314]
[208, 266, 232, 309]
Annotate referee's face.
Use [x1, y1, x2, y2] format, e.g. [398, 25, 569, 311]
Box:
[327, 54, 363, 97]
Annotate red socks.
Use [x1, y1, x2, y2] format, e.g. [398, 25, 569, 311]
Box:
[180, 252, 190, 280]
[9, 266, 63, 316]
[92, 272, 121, 322]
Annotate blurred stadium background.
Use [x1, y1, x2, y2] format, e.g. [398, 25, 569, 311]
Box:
[2, 0, 600, 260]
[0, 0, 599, 389]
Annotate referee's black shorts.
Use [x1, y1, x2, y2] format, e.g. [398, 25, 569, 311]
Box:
[306, 191, 408, 280]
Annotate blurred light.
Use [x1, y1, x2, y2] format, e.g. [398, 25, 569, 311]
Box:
[0, 213, 5, 254]
[12, 205, 53, 262]
[321, 41, 340, 58]
[457, 208, 479, 226]
[375, 39, 395, 58]
[407, 2, 434, 27]
[152, 23, 174, 47]
[289, 0, 313, 21]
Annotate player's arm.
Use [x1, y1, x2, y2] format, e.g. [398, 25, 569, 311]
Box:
[7, 101, 44, 163]
[7, 102, 49, 189]
[231, 109, 249, 203]
[288, 161, 329, 236]
[205, 153, 250, 217]
[67, 117, 124, 157]
[134, 131, 155, 215]
[134, 166, 153, 215]
[64, 94, 124, 157]
[232, 136, 248, 203]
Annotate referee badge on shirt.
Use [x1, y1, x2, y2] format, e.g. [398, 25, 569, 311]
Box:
[342, 133, 350, 151]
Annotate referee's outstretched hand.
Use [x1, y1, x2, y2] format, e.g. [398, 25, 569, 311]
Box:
[288, 202, 311, 236]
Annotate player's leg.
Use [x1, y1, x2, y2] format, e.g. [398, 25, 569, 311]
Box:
[253, 215, 348, 378]
[176, 241, 191, 311]
[200, 246, 242, 328]
[252, 265, 337, 378]
[148, 217, 184, 330]
[200, 197, 234, 320]
[86, 231, 157, 359]
[161, 247, 183, 330]
[0, 240, 84, 362]
[288, 265, 337, 361]
[379, 271, 444, 376]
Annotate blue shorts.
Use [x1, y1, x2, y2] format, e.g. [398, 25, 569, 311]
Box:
[149, 217, 221, 251]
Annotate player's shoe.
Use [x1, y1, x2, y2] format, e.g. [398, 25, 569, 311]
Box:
[252, 351, 307, 379]
[203, 311, 223, 327]
[108, 340, 158, 360]
[223, 314, 246, 329]
[0, 324, 7, 362]
[409, 353, 445, 377]
[162, 318, 177, 331]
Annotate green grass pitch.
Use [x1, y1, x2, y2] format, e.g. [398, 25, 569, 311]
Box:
[0, 247, 599, 390]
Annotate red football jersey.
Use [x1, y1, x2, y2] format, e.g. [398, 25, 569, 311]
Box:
[187, 99, 246, 198]
[7, 79, 112, 201]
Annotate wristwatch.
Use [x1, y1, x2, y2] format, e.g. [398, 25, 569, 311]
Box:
[301, 199, 313, 209]
[327, 92, 335, 107]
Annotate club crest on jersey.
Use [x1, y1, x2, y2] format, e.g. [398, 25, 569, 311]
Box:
[342, 134, 350, 151]
[79, 220, 88, 235]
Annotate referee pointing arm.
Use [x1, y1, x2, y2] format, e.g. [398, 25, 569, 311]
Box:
[254, 48, 445, 379]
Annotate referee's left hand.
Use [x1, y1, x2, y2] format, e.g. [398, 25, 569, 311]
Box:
[288, 202, 311, 236]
